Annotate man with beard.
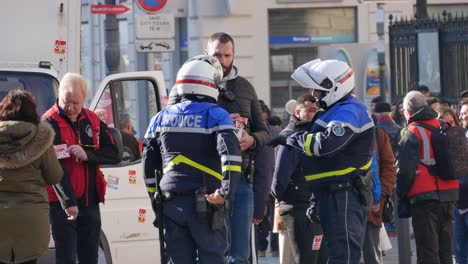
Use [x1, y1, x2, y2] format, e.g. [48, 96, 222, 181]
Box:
[168, 33, 269, 263]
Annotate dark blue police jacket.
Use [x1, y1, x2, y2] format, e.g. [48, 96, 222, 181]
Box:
[143, 100, 241, 200]
[289, 96, 375, 189]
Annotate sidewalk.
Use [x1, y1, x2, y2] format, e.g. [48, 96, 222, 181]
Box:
[259, 236, 417, 264]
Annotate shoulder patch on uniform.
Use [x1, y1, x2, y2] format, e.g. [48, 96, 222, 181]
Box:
[332, 125, 345, 137]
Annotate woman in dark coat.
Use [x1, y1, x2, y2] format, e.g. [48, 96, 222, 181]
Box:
[0, 90, 63, 264]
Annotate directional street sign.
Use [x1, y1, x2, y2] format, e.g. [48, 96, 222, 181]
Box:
[136, 14, 175, 39]
[136, 39, 175, 52]
[90, 5, 130, 14]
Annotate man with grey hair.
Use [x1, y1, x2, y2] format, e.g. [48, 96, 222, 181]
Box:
[43, 72, 121, 264]
[396, 91, 458, 264]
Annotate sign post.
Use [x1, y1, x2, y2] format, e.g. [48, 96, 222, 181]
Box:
[136, 14, 175, 39]
[135, 13, 175, 53]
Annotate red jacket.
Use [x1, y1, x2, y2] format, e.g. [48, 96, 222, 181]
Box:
[407, 118, 459, 199]
[44, 105, 107, 204]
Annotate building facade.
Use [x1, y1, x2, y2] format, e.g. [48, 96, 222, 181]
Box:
[81, 0, 468, 116]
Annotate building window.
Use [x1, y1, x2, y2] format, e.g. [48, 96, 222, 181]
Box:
[268, 7, 357, 117]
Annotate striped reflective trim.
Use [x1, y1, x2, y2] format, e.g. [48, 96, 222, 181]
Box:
[222, 165, 241, 172]
[414, 126, 436, 166]
[145, 132, 157, 139]
[155, 125, 235, 134]
[335, 69, 354, 84]
[304, 158, 372, 181]
[144, 178, 157, 184]
[163, 154, 222, 180]
[221, 155, 242, 163]
[176, 79, 217, 89]
[304, 133, 314, 156]
[329, 120, 374, 133]
[313, 134, 321, 156]
[147, 187, 156, 193]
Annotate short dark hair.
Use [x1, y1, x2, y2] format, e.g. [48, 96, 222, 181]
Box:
[259, 100, 271, 117]
[418, 85, 429, 93]
[0, 89, 40, 125]
[208, 32, 235, 51]
[296, 94, 316, 106]
[371, 96, 384, 104]
[426, 96, 439, 106]
[267, 116, 282, 127]
[460, 90, 468, 99]
[459, 98, 468, 108]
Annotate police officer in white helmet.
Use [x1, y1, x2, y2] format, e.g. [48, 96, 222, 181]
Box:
[270, 59, 375, 264]
[143, 55, 241, 263]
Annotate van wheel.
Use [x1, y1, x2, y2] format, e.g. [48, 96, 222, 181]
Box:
[98, 230, 112, 264]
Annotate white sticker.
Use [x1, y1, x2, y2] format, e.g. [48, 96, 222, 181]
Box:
[312, 235, 323, 250]
[107, 176, 119, 190]
[54, 144, 70, 159]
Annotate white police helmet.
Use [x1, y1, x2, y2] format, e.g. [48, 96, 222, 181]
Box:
[291, 59, 354, 109]
[176, 55, 223, 100]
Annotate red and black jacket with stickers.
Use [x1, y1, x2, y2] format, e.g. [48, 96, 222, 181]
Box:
[43, 103, 120, 208]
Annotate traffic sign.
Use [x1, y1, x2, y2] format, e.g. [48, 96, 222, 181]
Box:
[136, 0, 168, 13]
[136, 14, 175, 39]
[91, 5, 130, 14]
[136, 39, 175, 52]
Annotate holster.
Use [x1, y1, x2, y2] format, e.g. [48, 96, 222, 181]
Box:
[210, 203, 226, 231]
[352, 170, 374, 207]
[243, 157, 255, 184]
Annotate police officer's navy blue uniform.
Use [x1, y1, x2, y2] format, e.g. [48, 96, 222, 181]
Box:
[282, 59, 374, 264]
[288, 95, 374, 264]
[143, 99, 241, 263]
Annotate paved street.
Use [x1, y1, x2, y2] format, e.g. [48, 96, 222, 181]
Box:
[258, 236, 418, 264]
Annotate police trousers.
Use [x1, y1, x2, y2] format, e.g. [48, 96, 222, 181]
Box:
[318, 188, 368, 264]
[163, 195, 228, 264]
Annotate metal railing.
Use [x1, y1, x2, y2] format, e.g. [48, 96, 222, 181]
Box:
[389, 11, 468, 104]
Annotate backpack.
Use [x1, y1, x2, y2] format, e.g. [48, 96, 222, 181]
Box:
[376, 123, 401, 155]
[412, 121, 468, 180]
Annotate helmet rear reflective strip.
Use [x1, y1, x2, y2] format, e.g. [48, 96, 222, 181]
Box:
[176, 79, 217, 89]
[335, 69, 354, 84]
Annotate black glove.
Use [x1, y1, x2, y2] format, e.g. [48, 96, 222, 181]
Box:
[267, 135, 288, 147]
[306, 195, 320, 223]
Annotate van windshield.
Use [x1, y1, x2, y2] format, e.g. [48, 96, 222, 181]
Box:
[0, 71, 58, 115]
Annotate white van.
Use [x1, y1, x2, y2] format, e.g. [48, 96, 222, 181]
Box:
[1, 1, 166, 263]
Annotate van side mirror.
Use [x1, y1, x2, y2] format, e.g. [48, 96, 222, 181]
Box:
[107, 127, 123, 162]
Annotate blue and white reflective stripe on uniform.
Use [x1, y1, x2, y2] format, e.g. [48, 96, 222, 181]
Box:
[221, 155, 242, 163]
[318, 120, 374, 134]
[313, 134, 322, 156]
[155, 125, 235, 134]
[144, 178, 157, 185]
[414, 126, 436, 166]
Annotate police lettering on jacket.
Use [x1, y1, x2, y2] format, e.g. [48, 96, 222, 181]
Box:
[143, 101, 241, 200]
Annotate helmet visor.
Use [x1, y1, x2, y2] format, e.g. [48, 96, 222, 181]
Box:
[301, 65, 335, 90]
